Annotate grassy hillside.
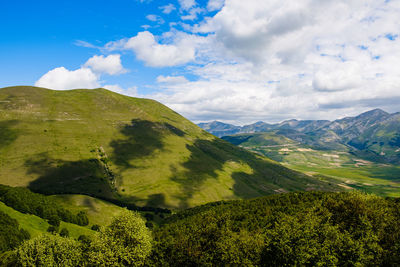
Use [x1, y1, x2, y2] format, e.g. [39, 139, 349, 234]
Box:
[0, 86, 339, 209]
[0, 202, 94, 238]
[223, 132, 400, 197]
[50, 195, 129, 226]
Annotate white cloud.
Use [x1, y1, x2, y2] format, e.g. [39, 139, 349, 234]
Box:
[178, 0, 196, 11]
[123, 31, 197, 67]
[313, 61, 363, 92]
[207, 0, 224, 11]
[35, 67, 99, 90]
[146, 14, 165, 24]
[143, 0, 400, 123]
[83, 54, 126, 75]
[78, 0, 400, 123]
[103, 84, 138, 97]
[181, 7, 205, 20]
[156, 75, 189, 84]
[160, 4, 176, 14]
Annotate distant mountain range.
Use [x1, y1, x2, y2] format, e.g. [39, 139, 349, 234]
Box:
[198, 109, 400, 163]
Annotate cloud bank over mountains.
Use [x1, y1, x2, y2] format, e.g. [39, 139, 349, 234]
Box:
[36, 0, 400, 124]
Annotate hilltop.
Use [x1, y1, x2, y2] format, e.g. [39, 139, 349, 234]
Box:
[0, 86, 338, 209]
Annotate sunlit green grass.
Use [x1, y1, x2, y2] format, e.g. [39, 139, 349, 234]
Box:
[0, 201, 94, 238]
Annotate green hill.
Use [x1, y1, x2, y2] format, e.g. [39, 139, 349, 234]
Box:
[0, 201, 94, 239]
[0, 86, 339, 209]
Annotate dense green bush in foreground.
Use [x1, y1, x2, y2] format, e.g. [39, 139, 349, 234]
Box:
[1, 191, 399, 266]
[1, 210, 151, 266]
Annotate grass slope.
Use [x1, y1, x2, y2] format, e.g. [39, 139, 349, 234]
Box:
[49, 194, 128, 226]
[223, 132, 400, 197]
[0, 86, 339, 209]
[0, 201, 94, 238]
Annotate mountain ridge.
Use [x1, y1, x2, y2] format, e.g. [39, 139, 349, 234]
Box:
[198, 108, 400, 163]
[0, 86, 339, 209]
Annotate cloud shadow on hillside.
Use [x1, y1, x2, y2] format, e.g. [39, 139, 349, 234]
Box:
[0, 120, 19, 149]
[26, 153, 116, 198]
[110, 119, 185, 169]
[170, 138, 323, 209]
[170, 138, 278, 208]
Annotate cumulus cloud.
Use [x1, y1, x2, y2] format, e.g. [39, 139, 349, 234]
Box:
[207, 0, 224, 11]
[181, 7, 205, 20]
[35, 54, 130, 91]
[83, 54, 126, 75]
[145, 14, 165, 24]
[143, 0, 400, 123]
[123, 31, 197, 67]
[104, 84, 138, 97]
[156, 75, 189, 84]
[313, 62, 363, 92]
[178, 0, 196, 11]
[160, 3, 176, 14]
[35, 67, 99, 90]
[74, 0, 400, 123]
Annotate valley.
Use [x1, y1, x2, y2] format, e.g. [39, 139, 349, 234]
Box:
[224, 132, 400, 197]
[199, 109, 400, 198]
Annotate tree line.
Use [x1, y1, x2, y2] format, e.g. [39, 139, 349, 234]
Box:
[0, 191, 399, 266]
[0, 185, 88, 226]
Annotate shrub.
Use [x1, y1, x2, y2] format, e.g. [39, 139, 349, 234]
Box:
[14, 234, 83, 266]
[59, 228, 69, 238]
[87, 210, 152, 266]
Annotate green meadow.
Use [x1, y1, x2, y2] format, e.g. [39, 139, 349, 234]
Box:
[236, 134, 400, 197]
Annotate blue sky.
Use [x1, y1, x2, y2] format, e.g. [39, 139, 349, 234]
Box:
[0, 0, 193, 90]
[1, 0, 400, 124]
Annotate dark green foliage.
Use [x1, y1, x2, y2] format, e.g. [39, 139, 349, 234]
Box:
[59, 228, 69, 238]
[0, 210, 30, 253]
[144, 213, 154, 221]
[0, 184, 89, 226]
[47, 226, 58, 234]
[77, 235, 92, 247]
[48, 215, 60, 227]
[76, 211, 89, 226]
[152, 192, 400, 266]
[145, 221, 154, 229]
[91, 224, 100, 231]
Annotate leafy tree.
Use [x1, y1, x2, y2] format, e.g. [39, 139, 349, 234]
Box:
[14, 234, 83, 266]
[91, 224, 100, 231]
[87, 210, 152, 266]
[0, 211, 30, 253]
[59, 228, 69, 238]
[0, 185, 89, 226]
[46, 226, 58, 234]
[48, 215, 60, 227]
[152, 191, 400, 266]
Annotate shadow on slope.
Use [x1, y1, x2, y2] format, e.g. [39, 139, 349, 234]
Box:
[0, 120, 19, 149]
[26, 154, 116, 198]
[110, 119, 185, 168]
[171, 138, 321, 208]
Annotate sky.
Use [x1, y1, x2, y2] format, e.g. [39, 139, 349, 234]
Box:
[1, 0, 400, 125]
